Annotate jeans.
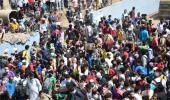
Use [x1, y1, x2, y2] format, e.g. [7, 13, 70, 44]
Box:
[56, 0, 64, 10]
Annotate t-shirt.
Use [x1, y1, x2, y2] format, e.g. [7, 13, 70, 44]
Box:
[10, 22, 19, 31]
[6, 80, 15, 96]
[117, 31, 124, 41]
[22, 50, 29, 61]
[44, 76, 56, 91]
[40, 23, 48, 33]
[139, 30, 149, 41]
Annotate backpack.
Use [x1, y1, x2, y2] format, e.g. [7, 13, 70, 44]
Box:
[43, 77, 53, 91]
[153, 78, 164, 93]
[15, 79, 27, 97]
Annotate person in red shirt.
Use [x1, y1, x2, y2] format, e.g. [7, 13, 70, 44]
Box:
[28, 0, 33, 4]
[102, 23, 112, 35]
[7, 58, 16, 70]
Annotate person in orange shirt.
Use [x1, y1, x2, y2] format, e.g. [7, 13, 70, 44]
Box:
[117, 28, 124, 43]
[21, 61, 27, 73]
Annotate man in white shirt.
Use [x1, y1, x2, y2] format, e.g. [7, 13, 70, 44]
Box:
[86, 24, 93, 39]
[26, 73, 42, 100]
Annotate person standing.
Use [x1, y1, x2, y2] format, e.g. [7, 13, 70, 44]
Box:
[22, 45, 30, 67]
[139, 27, 149, 42]
[6, 76, 15, 99]
[26, 73, 42, 100]
[66, 7, 73, 22]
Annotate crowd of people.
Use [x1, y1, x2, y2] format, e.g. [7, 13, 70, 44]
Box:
[0, 0, 113, 11]
[0, 0, 170, 100]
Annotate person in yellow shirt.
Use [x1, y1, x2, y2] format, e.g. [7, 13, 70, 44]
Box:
[10, 19, 19, 33]
[117, 29, 124, 43]
[22, 45, 30, 67]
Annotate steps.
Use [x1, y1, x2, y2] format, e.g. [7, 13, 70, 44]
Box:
[159, 0, 170, 19]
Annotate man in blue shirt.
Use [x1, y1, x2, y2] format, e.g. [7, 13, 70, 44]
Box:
[6, 76, 15, 99]
[107, 15, 113, 25]
[139, 27, 149, 41]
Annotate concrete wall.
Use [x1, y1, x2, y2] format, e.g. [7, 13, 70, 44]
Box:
[93, 0, 160, 23]
[0, 33, 40, 55]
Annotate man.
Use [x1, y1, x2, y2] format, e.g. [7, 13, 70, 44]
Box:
[139, 27, 149, 42]
[26, 73, 42, 100]
[66, 7, 73, 22]
[6, 76, 15, 99]
[10, 18, 19, 33]
[107, 15, 113, 25]
[22, 45, 30, 67]
[43, 71, 56, 95]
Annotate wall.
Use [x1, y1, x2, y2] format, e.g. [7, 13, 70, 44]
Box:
[0, 33, 40, 55]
